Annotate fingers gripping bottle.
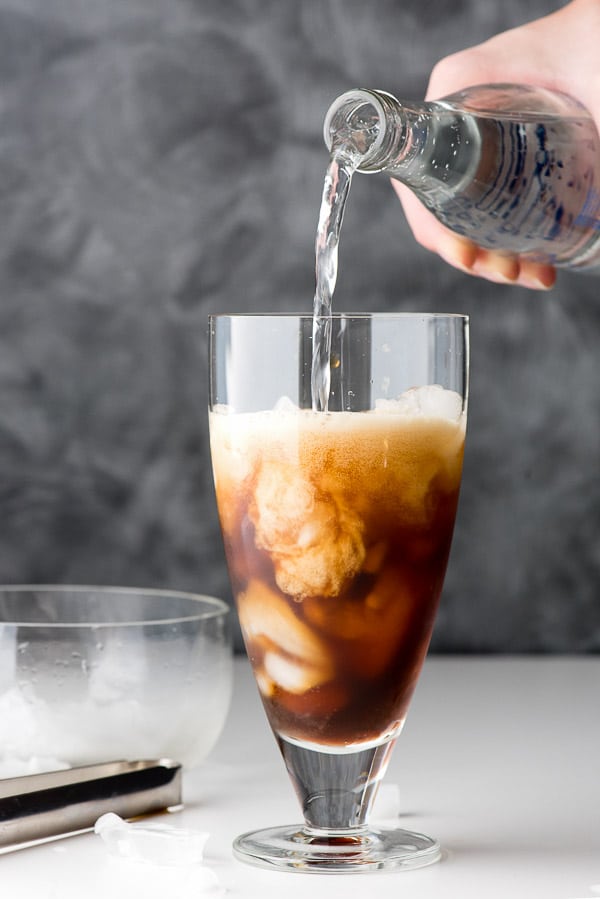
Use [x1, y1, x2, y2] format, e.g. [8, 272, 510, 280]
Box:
[323, 84, 600, 270]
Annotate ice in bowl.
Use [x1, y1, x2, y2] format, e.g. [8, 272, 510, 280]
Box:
[0, 586, 232, 776]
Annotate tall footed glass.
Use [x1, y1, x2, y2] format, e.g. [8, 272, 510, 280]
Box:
[209, 313, 468, 873]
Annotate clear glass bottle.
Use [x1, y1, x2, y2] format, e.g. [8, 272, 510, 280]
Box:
[323, 84, 600, 270]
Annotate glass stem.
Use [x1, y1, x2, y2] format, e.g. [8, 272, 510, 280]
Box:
[277, 736, 397, 832]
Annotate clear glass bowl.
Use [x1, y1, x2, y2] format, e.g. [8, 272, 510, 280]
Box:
[0, 586, 232, 776]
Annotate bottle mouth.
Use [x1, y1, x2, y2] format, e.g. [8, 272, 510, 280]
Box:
[323, 89, 389, 168]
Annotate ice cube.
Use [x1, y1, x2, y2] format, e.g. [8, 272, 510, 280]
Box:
[273, 395, 299, 413]
[88, 634, 148, 705]
[262, 649, 331, 695]
[375, 385, 463, 421]
[95, 813, 210, 867]
[238, 580, 333, 680]
[414, 385, 463, 420]
[375, 393, 420, 416]
[94, 814, 224, 897]
[0, 687, 39, 759]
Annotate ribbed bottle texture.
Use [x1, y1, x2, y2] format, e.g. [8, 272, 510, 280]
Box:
[324, 84, 600, 269]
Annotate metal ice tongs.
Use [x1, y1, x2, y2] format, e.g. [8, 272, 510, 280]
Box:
[0, 759, 181, 851]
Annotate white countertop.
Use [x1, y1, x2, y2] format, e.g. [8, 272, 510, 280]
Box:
[2, 656, 600, 898]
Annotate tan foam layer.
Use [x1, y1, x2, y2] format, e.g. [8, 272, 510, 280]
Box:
[210, 393, 465, 601]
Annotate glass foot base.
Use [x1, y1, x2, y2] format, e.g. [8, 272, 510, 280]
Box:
[233, 824, 442, 874]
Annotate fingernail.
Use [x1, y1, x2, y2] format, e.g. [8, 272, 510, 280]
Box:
[472, 252, 519, 283]
[519, 270, 556, 290]
[438, 236, 478, 273]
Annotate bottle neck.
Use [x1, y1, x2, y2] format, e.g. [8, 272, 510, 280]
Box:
[324, 89, 483, 197]
[323, 89, 426, 174]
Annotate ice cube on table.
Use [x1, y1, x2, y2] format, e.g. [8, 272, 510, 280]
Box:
[95, 814, 224, 896]
[95, 813, 210, 867]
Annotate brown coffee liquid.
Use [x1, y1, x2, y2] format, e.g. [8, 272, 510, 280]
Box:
[210, 398, 465, 748]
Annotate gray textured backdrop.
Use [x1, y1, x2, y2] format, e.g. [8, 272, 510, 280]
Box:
[0, 0, 598, 652]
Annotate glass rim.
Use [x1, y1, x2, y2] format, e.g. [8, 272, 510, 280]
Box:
[209, 312, 469, 321]
[0, 584, 230, 628]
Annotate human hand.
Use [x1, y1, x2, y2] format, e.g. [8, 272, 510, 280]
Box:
[393, 0, 600, 289]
